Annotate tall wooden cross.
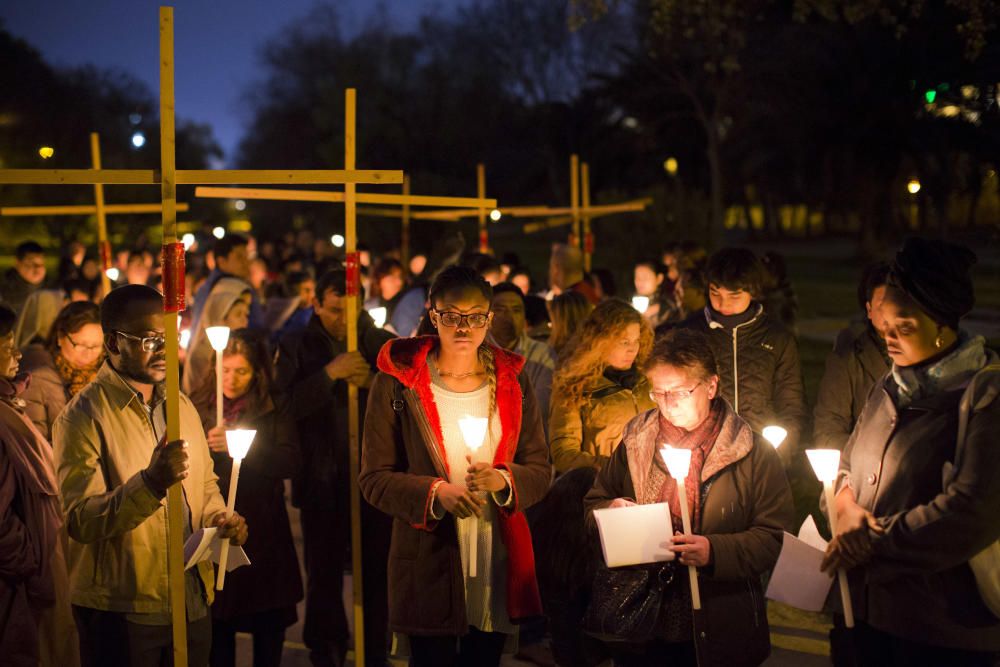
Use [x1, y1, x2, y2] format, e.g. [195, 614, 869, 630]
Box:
[0, 9, 403, 666]
[1, 132, 193, 295]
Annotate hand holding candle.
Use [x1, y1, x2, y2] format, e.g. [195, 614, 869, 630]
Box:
[205, 326, 231, 430]
[217, 428, 255, 591]
[661, 446, 701, 610]
[459, 416, 488, 577]
[806, 448, 855, 628]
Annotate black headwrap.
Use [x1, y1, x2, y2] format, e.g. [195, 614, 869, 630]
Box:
[887, 237, 977, 329]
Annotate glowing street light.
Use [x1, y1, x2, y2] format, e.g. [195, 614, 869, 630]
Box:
[234, 199, 246, 211]
[331, 234, 345, 248]
[489, 209, 502, 222]
[131, 131, 146, 148]
[663, 157, 679, 176]
[907, 179, 921, 195]
[38, 146, 54, 159]
[212, 226, 226, 239]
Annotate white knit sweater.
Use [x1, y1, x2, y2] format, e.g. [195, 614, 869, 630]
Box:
[429, 376, 514, 634]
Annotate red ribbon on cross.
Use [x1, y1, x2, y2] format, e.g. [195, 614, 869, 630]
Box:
[584, 233, 594, 254]
[99, 241, 112, 273]
[345, 252, 360, 297]
[161, 242, 186, 312]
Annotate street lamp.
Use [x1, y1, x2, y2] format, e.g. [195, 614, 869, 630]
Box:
[907, 179, 921, 195]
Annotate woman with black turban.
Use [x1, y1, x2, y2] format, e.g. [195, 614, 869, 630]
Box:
[822, 237, 1000, 665]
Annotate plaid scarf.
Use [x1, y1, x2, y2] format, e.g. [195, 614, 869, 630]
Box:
[656, 398, 726, 532]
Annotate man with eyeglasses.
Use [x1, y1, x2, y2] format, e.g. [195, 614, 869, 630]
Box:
[0, 241, 47, 314]
[52, 284, 248, 666]
[275, 269, 394, 667]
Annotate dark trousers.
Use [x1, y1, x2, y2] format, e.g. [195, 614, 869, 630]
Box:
[408, 627, 507, 667]
[209, 619, 285, 667]
[855, 621, 999, 667]
[300, 499, 392, 665]
[609, 639, 696, 667]
[73, 605, 212, 667]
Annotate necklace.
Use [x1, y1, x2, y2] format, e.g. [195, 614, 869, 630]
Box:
[434, 353, 485, 379]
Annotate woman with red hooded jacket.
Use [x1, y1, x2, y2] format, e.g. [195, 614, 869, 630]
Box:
[360, 265, 551, 667]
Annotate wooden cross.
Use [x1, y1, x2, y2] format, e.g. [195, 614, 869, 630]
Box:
[1, 132, 193, 295]
[0, 9, 402, 666]
[193, 182, 497, 267]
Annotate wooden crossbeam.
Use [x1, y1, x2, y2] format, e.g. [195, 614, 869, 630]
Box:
[194, 185, 494, 209]
[1, 202, 190, 216]
[0, 169, 401, 186]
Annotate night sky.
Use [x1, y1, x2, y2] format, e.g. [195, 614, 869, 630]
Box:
[0, 0, 469, 163]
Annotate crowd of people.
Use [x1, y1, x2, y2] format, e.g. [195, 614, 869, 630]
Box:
[0, 228, 997, 667]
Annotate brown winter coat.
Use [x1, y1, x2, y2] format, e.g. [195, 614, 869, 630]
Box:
[584, 403, 795, 667]
[812, 322, 889, 451]
[840, 350, 1000, 651]
[548, 373, 654, 473]
[360, 336, 551, 636]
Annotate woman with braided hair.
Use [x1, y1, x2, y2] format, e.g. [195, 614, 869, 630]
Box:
[360, 265, 551, 667]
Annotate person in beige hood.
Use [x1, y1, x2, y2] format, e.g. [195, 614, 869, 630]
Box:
[53, 285, 248, 667]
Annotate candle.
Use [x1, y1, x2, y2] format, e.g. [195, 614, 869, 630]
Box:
[660, 446, 701, 610]
[762, 425, 787, 449]
[631, 295, 650, 313]
[368, 306, 388, 329]
[806, 448, 854, 628]
[458, 416, 488, 578]
[217, 428, 256, 590]
[205, 326, 231, 431]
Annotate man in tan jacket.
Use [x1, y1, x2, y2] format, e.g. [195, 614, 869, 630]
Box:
[53, 284, 247, 666]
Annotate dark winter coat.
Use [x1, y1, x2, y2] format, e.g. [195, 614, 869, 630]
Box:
[274, 312, 393, 510]
[676, 306, 806, 464]
[359, 336, 552, 635]
[840, 347, 1000, 651]
[198, 397, 303, 624]
[18, 345, 68, 442]
[812, 322, 889, 451]
[584, 404, 795, 666]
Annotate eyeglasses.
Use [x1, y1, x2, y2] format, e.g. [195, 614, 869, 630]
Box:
[432, 309, 491, 328]
[65, 333, 103, 354]
[650, 381, 703, 404]
[115, 330, 175, 352]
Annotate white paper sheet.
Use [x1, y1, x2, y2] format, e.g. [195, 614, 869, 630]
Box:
[593, 502, 676, 567]
[765, 516, 833, 612]
[184, 527, 250, 572]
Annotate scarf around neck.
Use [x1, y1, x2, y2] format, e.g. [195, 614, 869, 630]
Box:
[892, 333, 987, 407]
[53, 349, 101, 397]
[655, 397, 727, 532]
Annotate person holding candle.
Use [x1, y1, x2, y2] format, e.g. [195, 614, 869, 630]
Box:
[822, 238, 1000, 665]
[191, 330, 302, 667]
[549, 298, 655, 474]
[52, 284, 248, 667]
[584, 328, 794, 666]
[360, 265, 551, 667]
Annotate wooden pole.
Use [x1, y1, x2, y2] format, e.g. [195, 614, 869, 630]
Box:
[89, 133, 112, 296]
[345, 88, 366, 667]
[159, 8, 187, 666]
[581, 162, 592, 272]
[401, 175, 411, 273]
[570, 154, 580, 248]
[476, 163, 487, 253]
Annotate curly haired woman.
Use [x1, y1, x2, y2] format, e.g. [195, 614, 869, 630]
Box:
[549, 298, 655, 474]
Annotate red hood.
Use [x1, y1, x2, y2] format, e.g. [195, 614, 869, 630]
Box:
[377, 335, 525, 388]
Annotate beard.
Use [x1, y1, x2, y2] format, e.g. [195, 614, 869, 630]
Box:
[118, 353, 166, 386]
